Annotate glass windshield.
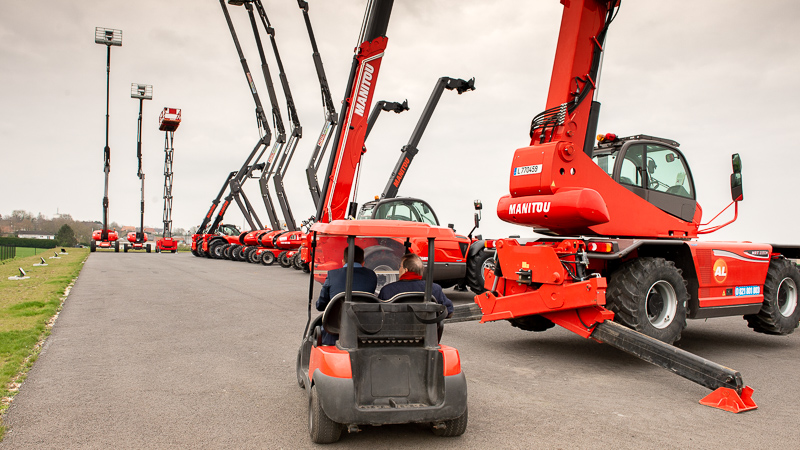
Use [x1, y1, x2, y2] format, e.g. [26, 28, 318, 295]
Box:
[357, 204, 374, 220]
[370, 200, 438, 225]
[645, 145, 694, 198]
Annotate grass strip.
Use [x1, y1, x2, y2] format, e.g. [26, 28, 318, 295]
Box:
[0, 248, 88, 439]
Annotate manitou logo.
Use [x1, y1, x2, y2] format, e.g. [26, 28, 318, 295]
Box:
[509, 201, 551, 215]
[353, 63, 375, 117]
[393, 157, 411, 187]
[713, 259, 728, 283]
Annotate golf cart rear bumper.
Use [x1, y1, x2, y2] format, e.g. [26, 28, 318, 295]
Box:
[312, 370, 467, 426]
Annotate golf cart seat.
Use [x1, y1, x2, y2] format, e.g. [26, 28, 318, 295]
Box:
[322, 291, 380, 336]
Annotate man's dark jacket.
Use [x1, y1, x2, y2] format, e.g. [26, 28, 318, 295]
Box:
[377, 273, 454, 316]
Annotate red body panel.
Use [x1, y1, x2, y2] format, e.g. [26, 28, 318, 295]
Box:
[92, 229, 119, 242]
[126, 231, 148, 244]
[689, 242, 771, 309]
[309, 345, 352, 381]
[439, 345, 462, 377]
[156, 237, 178, 251]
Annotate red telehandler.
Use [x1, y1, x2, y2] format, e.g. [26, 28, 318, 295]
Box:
[439, 0, 800, 412]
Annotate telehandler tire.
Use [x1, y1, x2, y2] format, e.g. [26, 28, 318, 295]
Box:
[278, 251, 292, 268]
[467, 249, 495, 294]
[745, 258, 800, 335]
[261, 251, 276, 266]
[606, 257, 688, 344]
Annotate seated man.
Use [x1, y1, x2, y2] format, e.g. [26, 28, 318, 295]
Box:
[316, 245, 378, 345]
[378, 253, 454, 318]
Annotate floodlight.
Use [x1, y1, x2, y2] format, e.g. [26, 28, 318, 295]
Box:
[131, 83, 153, 100]
[95, 27, 122, 46]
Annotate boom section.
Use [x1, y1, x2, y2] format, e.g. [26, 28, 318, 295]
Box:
[381, 77, 474, 199]
[316, 0, 394, 223]
[299, 0, 339, 209]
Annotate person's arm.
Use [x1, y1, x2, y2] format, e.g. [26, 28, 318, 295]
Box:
[316, 277, 332, 311]
[433, 285, 454, 317]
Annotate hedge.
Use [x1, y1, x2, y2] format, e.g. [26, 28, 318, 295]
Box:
[0, 237, 59, 249]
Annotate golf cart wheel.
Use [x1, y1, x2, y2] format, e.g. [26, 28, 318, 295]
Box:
[261, 251, 276, 266]
[606, 257, 688, 344]
[296, 349, 305, 389]
[432, 405, 468, 437]
[309, 385, 341, 444]
[278, 250, 292, 268]
[745, 258, 800, 335]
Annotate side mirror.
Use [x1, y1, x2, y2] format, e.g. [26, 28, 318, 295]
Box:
[448, 223, 455, 230]
[730, 153, 743, 202]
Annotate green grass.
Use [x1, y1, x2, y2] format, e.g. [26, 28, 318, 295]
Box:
[11, 247, 52, 259]
[0, 248, 88, 439]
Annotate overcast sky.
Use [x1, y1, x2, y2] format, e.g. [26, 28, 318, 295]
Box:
[2, 0, 800, 244]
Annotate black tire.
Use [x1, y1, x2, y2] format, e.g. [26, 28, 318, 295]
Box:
[365, 254, 398, 293]
[606, 257, 688, 344]
[222, 244, 234, 260]
[261, 251, 276, 266]
[467, 250, 495, 294]
[432, 405, 468, 437]
[234, 246, 247, 261]
[210, 241, 226, 259]
[114, 240, 119, 252]
[124, 244, 129, 253]
[146, 245, 151, 253]
[278, 250, 292, 268]
[226, 244, 240, 260]
[509, 315, 555, 332]
[309, 385, 341, 444]
[292, 252, 303, 270]
[90, 241, 96, 252]
[155, 247, 160, 253]
[247, 248, 261, 264]
[745, 258, 800, 335]
[296, 349, 305, 389]
[191, 247, 198, 256]
[243, 246, 257, 263]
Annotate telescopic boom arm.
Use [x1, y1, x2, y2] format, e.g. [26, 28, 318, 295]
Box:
[316, 0, 395, 223]
[298, 0, 339, 209]
[380, 76, 474, 199]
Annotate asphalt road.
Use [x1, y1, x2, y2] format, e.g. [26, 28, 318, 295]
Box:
[2, 252, 799, 449]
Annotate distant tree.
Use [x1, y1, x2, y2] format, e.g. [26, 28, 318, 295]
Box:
[55, 224, 78, 247]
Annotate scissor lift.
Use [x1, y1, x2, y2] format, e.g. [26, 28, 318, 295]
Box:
[156, 108, 181, 253]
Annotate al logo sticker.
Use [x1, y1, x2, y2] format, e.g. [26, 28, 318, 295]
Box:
[713, 259, 728, 283]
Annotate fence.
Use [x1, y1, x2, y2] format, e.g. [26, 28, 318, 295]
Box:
[0, 245, 16, 261]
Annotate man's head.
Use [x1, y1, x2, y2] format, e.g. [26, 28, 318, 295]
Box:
[343, 245, 365, 265]
[399, 252, 424, 277]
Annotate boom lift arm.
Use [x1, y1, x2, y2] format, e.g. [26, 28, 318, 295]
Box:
[298, 0, 339, 210]
[315, 0, 395, 223]
[213, 0, 275, 232]
[381, 76, 475, 199]
[255, 0, 303, 232]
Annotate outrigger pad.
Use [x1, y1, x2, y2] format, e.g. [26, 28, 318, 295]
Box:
[699, 386, 757, 413]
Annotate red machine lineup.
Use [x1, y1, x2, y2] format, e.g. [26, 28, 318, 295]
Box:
[92, 0, 800, 441]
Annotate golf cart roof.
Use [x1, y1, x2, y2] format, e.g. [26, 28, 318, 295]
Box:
[310, 219, 457, 240]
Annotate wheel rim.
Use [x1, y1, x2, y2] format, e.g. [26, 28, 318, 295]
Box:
[777, 277, 798, 317]
[646, 280, 677, 329]
[480, 257, 496, 284]
[374, 264, 398, 292]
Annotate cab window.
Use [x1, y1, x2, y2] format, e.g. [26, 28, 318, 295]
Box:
[619, 144, 645, 187]
[645, 145, 694, 199]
